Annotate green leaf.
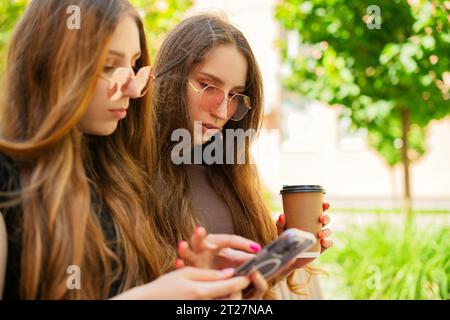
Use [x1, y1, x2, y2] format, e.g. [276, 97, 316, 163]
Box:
[275, 0, 450, 168]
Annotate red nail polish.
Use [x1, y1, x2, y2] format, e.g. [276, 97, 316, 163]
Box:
[250, 244, 261, 253]
[176, 259, 186, 269]
[278, 214, 283, 223]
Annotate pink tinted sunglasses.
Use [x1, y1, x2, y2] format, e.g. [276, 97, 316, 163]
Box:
[100, 66, 155, 101]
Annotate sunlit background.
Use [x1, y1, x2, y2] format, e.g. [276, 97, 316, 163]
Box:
[1, 0, 449, 300]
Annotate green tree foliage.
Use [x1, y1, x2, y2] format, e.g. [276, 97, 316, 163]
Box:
[0, 0, 192, 64]
[0, 0, 29, 61]
[275, 0, 449, 218]
[130, 0, 192, 56]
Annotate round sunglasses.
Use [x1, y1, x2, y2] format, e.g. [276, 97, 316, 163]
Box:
[187, 80, 252, 121]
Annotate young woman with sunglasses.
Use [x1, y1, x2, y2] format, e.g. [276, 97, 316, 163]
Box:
[152, 14, 333, 299]
[0, 0, 264, 300]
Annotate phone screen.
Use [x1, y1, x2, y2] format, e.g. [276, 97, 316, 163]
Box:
[234, 228, 315, 281]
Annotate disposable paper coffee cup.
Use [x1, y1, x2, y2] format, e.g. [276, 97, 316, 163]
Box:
[280, 185, 326, 258]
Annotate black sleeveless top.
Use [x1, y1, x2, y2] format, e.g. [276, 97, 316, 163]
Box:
[0, 153, 123, 299]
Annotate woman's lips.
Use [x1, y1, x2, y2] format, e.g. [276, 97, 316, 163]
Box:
[201, 124, 221, 142]
[201, 123, 220, 133]
[109, 108, 128, 119]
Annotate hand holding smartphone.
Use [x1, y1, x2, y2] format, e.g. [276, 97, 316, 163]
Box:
[234, 228, 316, 284]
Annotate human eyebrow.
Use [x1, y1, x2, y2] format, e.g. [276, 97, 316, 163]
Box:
[198, 71, 246, 91]
[108, 50, 142, 63]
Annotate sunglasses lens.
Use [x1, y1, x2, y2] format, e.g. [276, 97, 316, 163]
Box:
[134, 66, 154, 97]
[194, 82, 251, 121]
[106, 66, 154, 100]
[200, 86, 225, 110]
[230, 95, 251, 121]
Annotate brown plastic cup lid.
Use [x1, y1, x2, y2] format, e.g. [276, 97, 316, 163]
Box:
[280, 185, 326, 194]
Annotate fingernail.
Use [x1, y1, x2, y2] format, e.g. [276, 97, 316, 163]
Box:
[278, 214, 283, 223]
[175, 259, 183, 268]
[319, 231, 324, 238]
[194, 226, 204, 235]
[221, 268, 235, 275]
[178, 240, 184, 250]
[250, 244, 261, 253]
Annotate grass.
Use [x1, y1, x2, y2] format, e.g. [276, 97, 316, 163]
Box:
[317, 222, 450, 299]
[261, 190, 450, 299]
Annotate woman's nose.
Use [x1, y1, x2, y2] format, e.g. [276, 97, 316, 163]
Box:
[109, 67, 151, 100]
[212, 99, 228, 120]
[120, 78, 141, 99]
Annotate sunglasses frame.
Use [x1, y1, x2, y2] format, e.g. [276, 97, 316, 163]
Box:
[187, 80, 252, 121]
[100, 66, 155, 100]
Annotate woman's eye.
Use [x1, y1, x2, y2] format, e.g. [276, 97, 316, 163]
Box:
[199, 82, 209, 88]
[103, 66, 115, 74]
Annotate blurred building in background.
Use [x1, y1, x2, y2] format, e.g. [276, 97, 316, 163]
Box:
[189, 0, 450, 210]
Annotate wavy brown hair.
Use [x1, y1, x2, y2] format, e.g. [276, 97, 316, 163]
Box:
[0, 0, 167, 299]
[152, 13, 310, 299]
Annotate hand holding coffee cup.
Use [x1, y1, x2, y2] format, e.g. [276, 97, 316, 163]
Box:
[279, 185, 332, 259]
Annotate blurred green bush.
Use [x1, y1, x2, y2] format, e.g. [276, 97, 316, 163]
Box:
[319, 222, 449, 299]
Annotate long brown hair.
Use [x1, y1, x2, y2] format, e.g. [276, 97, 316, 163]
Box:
[152, 14, 287, 298]
[0, 0, 166, 299]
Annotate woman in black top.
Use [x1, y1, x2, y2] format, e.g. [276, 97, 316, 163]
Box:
[0, 0, 264, 300]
